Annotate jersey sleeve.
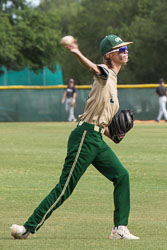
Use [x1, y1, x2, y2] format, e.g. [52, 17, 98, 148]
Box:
[73, 86, 76, 93]
[96, 65, 109, 80]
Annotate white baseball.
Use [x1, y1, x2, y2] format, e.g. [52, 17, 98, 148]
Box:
[60, 35, 75, 46]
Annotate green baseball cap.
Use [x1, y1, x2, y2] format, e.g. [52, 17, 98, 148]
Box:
[100, 34, 133, 56]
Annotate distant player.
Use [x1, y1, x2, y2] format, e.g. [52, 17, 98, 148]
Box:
[62, 78, 77, 122]
[155, 78, 167, 122]
[10, 34, 139, 240]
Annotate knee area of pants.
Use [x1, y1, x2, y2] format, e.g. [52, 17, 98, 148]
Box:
[124, 169, 129, 177]
[119, 169, 129, 180]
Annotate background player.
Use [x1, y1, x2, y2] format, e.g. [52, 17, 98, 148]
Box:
[10, 34, 139, 240]
[62, 78, 77, 122]
[155, 78, 167, 122]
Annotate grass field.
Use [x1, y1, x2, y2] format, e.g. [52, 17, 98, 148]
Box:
[0, 122, 166, 250]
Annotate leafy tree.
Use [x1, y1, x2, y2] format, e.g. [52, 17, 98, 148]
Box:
[128, 0, 167, 83]
[0, 13, 21, 69]
[0, 0, 29, 69]
[14, 10, 61, 71]
[0, 0, 62, 71]
[59, 0, 167, 84]
[38, 0, 82, 83]
[0, 0, 167, 84]
[57, 0, 139, 84]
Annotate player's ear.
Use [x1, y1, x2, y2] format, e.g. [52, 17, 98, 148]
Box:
[105, 53, 114, 61]
[105, 53, 110, 59]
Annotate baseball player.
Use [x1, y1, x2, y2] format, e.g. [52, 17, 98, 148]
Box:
[62, 78, 77, 122]
[155, 78, 167, 122]
[10, 34, 139, 240]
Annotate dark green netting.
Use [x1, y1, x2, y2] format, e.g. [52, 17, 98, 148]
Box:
[0, 66, 63, 86]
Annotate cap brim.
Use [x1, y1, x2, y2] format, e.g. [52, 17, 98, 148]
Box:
[112, 42, 133, 49]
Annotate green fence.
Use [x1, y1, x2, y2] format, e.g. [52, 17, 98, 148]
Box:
[0, 65, 63, 86]
[0, 84, 163, 122]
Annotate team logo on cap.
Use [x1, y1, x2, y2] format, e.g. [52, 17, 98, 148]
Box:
[115, 37, 122, 42]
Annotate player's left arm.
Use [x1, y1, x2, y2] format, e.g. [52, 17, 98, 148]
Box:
[104, 127, 125, 142]
[62, 90, 67, 104]
[104, 127, 111, 138]
[105, 110, 134, 144]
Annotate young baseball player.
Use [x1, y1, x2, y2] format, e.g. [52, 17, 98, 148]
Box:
[62, 78, 77, 122]
[10, 34, 139, 240]
[155, 78, 167, 122]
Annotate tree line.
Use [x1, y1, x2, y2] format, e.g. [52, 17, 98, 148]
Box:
[0, 0, 167, 84]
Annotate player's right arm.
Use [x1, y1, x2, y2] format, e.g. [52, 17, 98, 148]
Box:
[64, 43, 101, 75]
[62, 91, 67, 104]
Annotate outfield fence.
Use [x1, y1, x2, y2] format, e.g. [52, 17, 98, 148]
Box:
[0, 84, 164, 122]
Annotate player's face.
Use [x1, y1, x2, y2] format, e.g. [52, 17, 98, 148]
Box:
[69, 81, 74, 87]
[112, 49, 128, 64]
[106, 46, 129, 67]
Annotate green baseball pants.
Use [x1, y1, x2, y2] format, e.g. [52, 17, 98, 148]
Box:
[24, 122, 130, 233]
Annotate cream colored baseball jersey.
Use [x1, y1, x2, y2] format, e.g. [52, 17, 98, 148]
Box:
[79, 64, 119, 127]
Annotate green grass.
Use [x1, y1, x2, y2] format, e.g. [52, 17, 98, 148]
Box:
[0, 122, 167, 250]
